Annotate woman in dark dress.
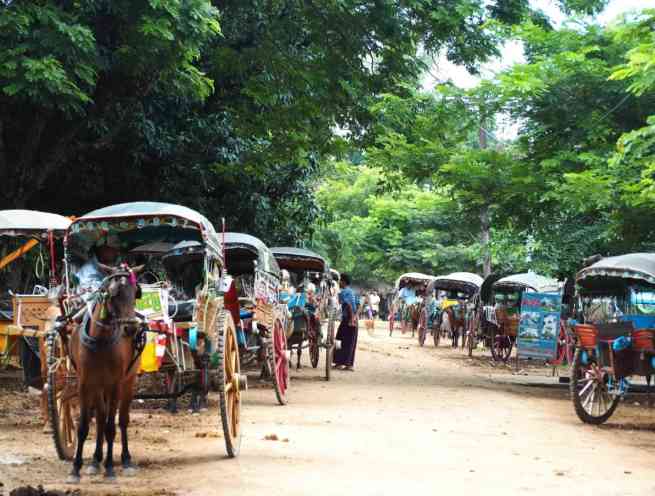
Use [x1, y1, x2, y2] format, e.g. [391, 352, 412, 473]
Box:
[333, 273, 358, 371]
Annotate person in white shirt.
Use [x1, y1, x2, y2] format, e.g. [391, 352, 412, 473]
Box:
[369, 291, 380, 319]
[75, 235, 121, 293]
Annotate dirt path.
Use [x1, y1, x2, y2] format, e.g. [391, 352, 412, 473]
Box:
[2, 322, 655, 495]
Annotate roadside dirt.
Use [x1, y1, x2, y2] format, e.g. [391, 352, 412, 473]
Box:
[2, 322, 655, 496]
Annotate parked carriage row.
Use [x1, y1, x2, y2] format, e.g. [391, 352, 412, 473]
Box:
[0, 203, 340, 463]
[390, 257, 655, 426]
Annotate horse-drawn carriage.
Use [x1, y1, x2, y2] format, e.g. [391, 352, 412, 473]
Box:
[0, 210, 71, 427]
[223, 233, 289, 405]
[270, 247, 336, 381]
[466, 272, 559, 362]
[417, 272, 483, 348]
[388, 272, 434, 337]
[570, 253, 655, 424]
[47, 202, 243, 479]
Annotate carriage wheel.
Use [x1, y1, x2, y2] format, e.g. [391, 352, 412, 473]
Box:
[47, 331, 79, 461]
[491, 334, 513, 362]
[216, 309, 242, 457]
[309, 318, 320, 369]
[417, 311, 427, 347]
[271, 318, 289, 405]
[570, 348, 620, 424]
[466, 326, 476, 357]
[467, 315, 480, 357]
[325, 315, 336, 381]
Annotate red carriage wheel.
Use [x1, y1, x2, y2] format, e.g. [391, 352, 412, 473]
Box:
[271, 317, 289, 405]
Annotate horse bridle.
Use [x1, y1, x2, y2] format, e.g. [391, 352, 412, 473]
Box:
[77, 269, 147, 367]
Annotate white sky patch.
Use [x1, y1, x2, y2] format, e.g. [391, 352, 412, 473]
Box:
[421, 0, 655, 140]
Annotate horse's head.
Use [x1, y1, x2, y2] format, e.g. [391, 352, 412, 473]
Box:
[98, 263, 144, 326]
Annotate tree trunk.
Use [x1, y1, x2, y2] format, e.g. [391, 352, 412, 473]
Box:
[480, 205, 491, 277]
[478, 125, 491, 276]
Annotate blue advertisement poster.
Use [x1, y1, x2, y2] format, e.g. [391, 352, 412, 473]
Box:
[517, 292, 561, 360]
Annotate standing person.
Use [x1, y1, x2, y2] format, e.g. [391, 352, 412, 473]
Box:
[333, 273, 358, 371]
[370, 291, 380, 320]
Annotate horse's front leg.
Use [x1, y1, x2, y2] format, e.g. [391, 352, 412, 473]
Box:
[87, 394, 106, 476]
[104, 387, 119, 480]
[68, 397, 92, 483]
[120, 376, 138, 476]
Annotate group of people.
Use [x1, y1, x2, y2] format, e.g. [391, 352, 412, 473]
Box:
[359, 290, 381, 320]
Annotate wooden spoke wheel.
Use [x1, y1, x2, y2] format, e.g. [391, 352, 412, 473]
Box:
[47, 331, 79, 461]
[325, 314, 336, 381]
[271, 318, 289, 405]
[491, 334, 513, 362]
[570, 348, 620, 425]
[216, 309, 242, 457]
[309, 317, 320, 369]
[417, 310, 427, 347]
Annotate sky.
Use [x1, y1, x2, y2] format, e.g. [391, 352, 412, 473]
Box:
[423, 0, 655, 91]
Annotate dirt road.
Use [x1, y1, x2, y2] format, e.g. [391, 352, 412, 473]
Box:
[2, 323, 655, 495]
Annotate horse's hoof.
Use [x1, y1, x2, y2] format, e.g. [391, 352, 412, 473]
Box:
[66, 475, 81, 484]
[123, 466, 138, 477]
[85, 464, 100, 476]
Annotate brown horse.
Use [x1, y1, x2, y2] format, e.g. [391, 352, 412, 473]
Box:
[443, 305, 466, 348]
[67, 264, 144, 483]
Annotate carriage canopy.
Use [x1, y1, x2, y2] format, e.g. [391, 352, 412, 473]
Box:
[576, 253, 655, 290]
[0, 210, 72, 239]
[427, 272, 483, 296]
[494, 272, 559, 293]
[394, 272, 435, 290]
[224, 233, 281, 279]
[270, 247, 328, 274]
[68, 202, 223, 262]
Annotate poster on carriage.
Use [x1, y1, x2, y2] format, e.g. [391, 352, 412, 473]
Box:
[517, 292, 561, 360]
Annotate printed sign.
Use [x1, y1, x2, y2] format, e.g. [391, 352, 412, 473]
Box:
[517, 292, 561, 360]
[136, 289, 164, 319]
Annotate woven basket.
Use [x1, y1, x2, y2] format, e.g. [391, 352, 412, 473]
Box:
[574, 324, 598, 349]
[195, 293, 223, 335]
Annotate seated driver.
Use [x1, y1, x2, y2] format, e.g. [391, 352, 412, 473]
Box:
[75, 234, 122, 293]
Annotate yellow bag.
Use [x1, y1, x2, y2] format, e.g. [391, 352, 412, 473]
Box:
[140, 331, 159, 373]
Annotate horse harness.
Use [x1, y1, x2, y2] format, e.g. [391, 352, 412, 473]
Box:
[60, 268, 147, 374]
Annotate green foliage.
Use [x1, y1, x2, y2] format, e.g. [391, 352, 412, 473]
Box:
[313, 163, 481, 284]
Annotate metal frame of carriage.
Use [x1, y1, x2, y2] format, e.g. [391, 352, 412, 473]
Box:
[570, 253, 655, 424]
[466, 272, 559, 362]
[417, 272, 483, 348]
[270, 247, 337, 381]
[48, 202, 244, 461]
[388, 272, 435, 337]
[0, 210, 71, 425]
[223, 233, 290, 404]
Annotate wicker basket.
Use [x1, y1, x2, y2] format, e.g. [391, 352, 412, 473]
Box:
[255, 301, 274, 329]
[194, 292, 223, 335]
[631, 329, 655, 351]
[574, 324, 598, 349]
